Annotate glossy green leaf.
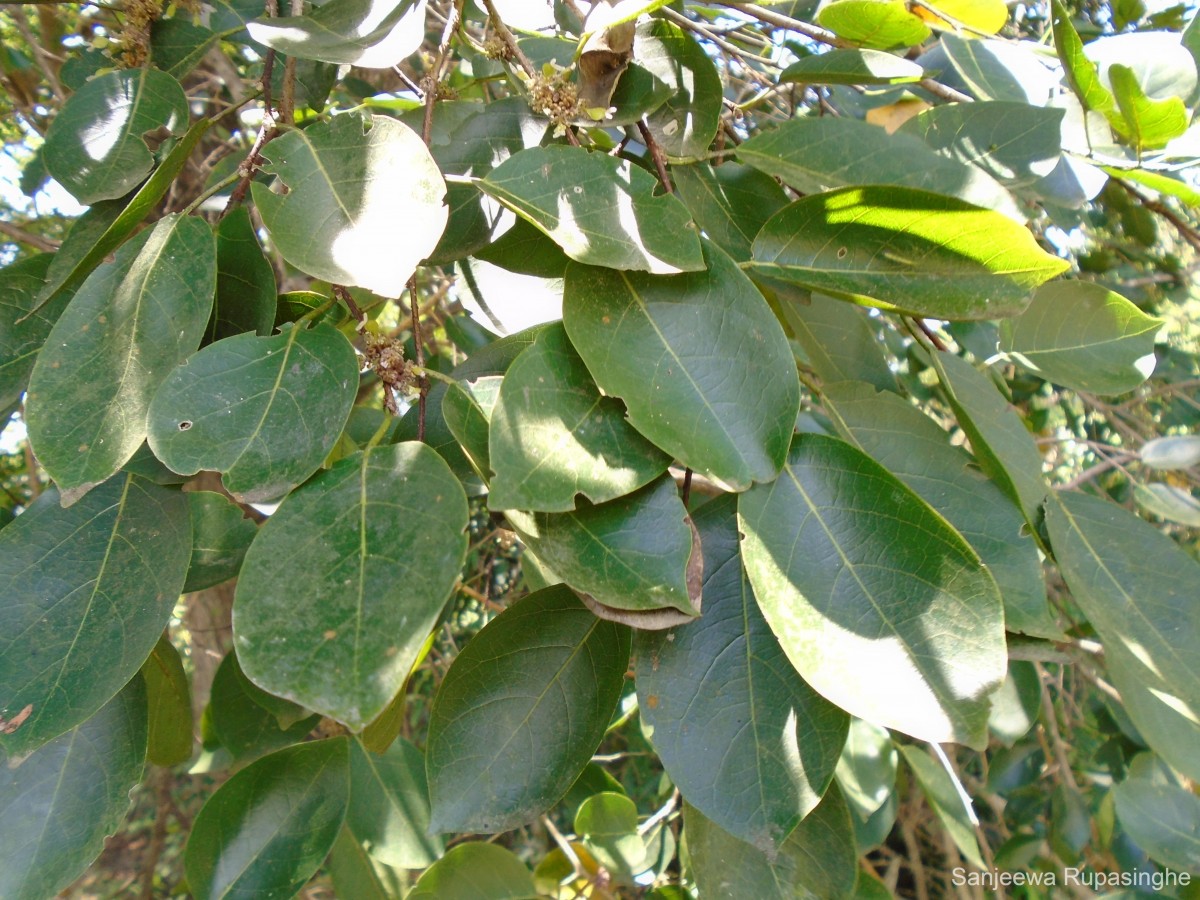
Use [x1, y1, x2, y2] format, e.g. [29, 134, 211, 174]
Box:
[817, 0, 931, 48]
[478, 145, 704, 274]
[0, 678, 147, 900]
[671, 162, 788, 262]
[576, 792, 646, 882]
[37, 117, 212, 309]
[899, 101, 1065, 187]
[210, 652, 318, 761]
[185, 737, 350, 900]
[1046, 492, 1200, 746]
[749, 187, 1067, 321]
[184, 491, 258, 593]
[327, 826, 399, 900]
[931, 351, 1049, 526]
[0, 475, 190, 756]
[1105, 639, 1200, 783]
[506, 476, 700, 616]
[0, 254, 64, 409]
[248, 0, 425, 67]
[834, 718, 897, 822]
[252, 114, 447, 298]
[1110, 63, 1189, 152]
[426, 586, 630, 833]
[738, 117, 1021, 219]
[147, 322, 358, 504]
[780, 48, 925, 85]
[1050, 0, 1125, 135]
[780, 294, 895, 394]
[235, 442, 468, 730]
[26, 215, 216, 502]
[685, 784, 858, 899]
[211, 207, 277, 341]
[141, 634, 193, 766]
[821, 380, 1058, 637]
[739, 434, 1007, 747]
[408, 842, 537, 900]
[1135, 482, 1200, 527]
[151, 17, 218, 78]
[940, 34, 1061, 104]
[899, 744, 985, 869]
[443, 375, 503, 480]
[488, 323, 669, 512]
[636, 19, 723, 159]
[1107, 167, 1200, 206]
[637, 495, 848, 854]
[564, 243, 799, 491]
[1000, 282, 1162, 394]
[1113, 779, 1200, 874]
[43, 68, 188, 205]
[474, 215, 571, 278]
[348, 737, 441, 868]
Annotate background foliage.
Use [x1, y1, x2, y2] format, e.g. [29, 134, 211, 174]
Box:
[1, 0, 1199, 896]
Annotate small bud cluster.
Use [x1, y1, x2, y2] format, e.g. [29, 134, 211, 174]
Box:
[482, 35, 512, 60]
[118, 0, 163, 68]
[527, 70, 586, 132]
[363, 331, 414, 415]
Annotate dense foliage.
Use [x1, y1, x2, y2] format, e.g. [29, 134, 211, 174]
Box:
[1, 0, 1199, 896]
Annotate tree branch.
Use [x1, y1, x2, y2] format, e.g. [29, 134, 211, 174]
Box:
[0, 220, 60, 253]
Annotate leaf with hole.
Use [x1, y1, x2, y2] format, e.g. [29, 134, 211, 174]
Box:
[235, 442, 468, 730]
[147, 322, 358, 504]
[426, 586, 630, 833]
[739, 434, 1007, 747]
[0, 475, 190, 756]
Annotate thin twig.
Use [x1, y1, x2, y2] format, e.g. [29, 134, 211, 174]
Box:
[636, 121, 673, 193]
[0, 220, 60, 252]
[408, 276, 427, 441]
[480, 0, 536, 76]
[1035, 662, 1080, 790]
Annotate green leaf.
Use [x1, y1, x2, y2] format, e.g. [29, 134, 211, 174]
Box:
[1046, 492, 1200, 751]
[576, 792, 646, 882]
[1000, 282, 1163, 394]
[1135, 482, 1200, 528]
[899, 744, 985, 869]
[185, 737, 351, 900]
[940, 34, 1061, 104]
[488, 323, 670, 512]
[478, 145, 704, 274]
[1141, 435, 1200, 470]
[443, 375, 503, 480]
[146, 322, 359, 504]
[738, 434, 1007, 748]
[821, 380, 1058, 637]
[1050, 0, 1125, 135]
[671, 162, 789, 262]
[248, 0, 425, 67]
[738, 117, 1021, 219]
[36, 116, 213, 309]
[151, 17, 218, 78]
[637, 495, 849, 855]
[1106, 167, 1200, 207]
[834, 718, 897, 822]
[898, 101, 1065, 187]
[0, 475, 190, 756]
[43, 68, 189, 205]
[26, 215, 216, 502]
[210, 652, 318, 761]
[348, 737, 441, 868]
[931, 351, 1049, 527]
[426, 585, 630, 833]
[211, 206, 277, 341]
[564, 243, 799, 491]
[1113, 779, 1200, 874]
[779, 48, 925, 85]
[1105, 639, 1200, 783]
[0, 678, 147, 900]
[408, 843, 537, 900]
[1110, 63, 1189, 152]
[235, 442, 468, 730]
[636, 19, 723, 159]
[141, 635, 193, 766]
[779, 294, 895, 394]
[327, 826, 399, 900]
[506, 476, 700, 617]
[685, 784, 858, 899]
[817, 0, 931, 48]
[184, 490, 258, 593]
[0, 254, 65, 410]
[749, 186, 1069, 321]
[252, 114, 447, 298]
